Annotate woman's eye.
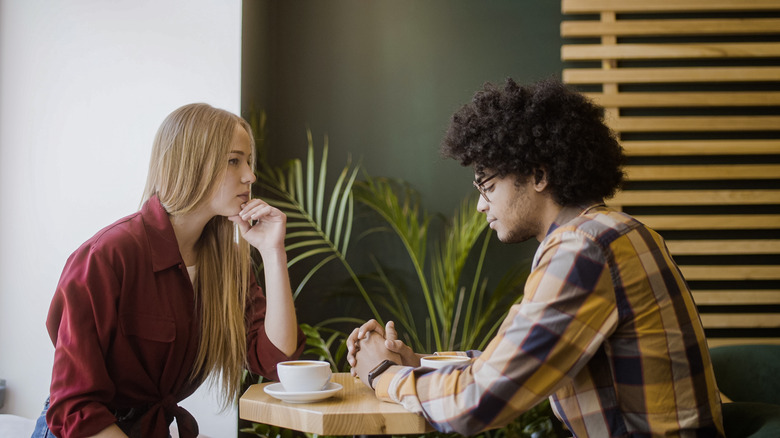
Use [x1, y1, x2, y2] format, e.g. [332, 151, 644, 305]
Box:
[228, 158, 239, 166]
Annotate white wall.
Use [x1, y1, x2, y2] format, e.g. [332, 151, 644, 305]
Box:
[0, 0, 243, 435]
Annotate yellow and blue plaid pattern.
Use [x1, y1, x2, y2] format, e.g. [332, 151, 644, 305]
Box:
[375, 206, 724, 437]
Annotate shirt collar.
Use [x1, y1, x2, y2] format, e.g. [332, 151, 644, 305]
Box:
[141, 195, 184, 272]
[544, 202, 607, 238]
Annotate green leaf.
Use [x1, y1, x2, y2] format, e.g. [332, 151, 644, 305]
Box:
[316, 137, 328, 225]
[293, 254, 338, 299]
[252, 133, 383, 323]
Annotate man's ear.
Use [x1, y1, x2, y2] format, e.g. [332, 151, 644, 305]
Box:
[533, 168, 549, 192]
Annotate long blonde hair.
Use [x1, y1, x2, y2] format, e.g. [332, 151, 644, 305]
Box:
[142, 103, 255, 407]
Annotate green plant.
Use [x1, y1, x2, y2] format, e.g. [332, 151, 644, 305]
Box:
[254, 130, 383, 321]
[353, 177, 529, 353]
[299, 319, 363, 371]
[253, 134, 528, 353]
[243, 126, 558, 437]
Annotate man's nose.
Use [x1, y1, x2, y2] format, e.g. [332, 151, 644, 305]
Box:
[477, 195, 488, 213]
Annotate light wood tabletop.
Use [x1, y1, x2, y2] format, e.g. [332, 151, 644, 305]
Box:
[239, 372, 433, 436]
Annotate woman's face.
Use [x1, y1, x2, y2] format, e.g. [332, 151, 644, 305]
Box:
[207, 124, 256, 218]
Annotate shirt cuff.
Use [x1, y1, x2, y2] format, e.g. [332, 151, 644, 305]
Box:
[373, 365, 408, 401]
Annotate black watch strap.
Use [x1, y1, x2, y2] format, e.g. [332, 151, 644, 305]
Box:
[367, 359, 397, 389]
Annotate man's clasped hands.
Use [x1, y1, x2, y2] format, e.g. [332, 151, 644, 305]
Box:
[347, 320, 423, 388]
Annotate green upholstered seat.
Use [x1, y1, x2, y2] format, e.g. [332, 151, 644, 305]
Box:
[721, 402, 780, 438]
[709, 345, 780, 405]
[709, 345, 780, 438]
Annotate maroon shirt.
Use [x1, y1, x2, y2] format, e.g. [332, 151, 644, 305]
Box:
[46, 196, 304, 437]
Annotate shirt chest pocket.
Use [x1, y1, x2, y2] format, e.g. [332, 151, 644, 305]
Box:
[120, 313, 176, 343]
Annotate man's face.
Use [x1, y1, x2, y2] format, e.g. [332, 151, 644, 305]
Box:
[475, 171, 544, 243]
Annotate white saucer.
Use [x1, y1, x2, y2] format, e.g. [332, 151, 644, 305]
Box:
[263, 382, 343, 403]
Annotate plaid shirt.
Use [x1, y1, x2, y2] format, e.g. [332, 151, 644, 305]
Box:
[374, 205, 724, 437]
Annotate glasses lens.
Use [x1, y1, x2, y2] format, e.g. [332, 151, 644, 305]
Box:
[474, 173, 497, 202]
[473, 182, 488, 202]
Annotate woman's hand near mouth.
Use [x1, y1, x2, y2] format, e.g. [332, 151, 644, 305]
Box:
[228, 198, 287, 253]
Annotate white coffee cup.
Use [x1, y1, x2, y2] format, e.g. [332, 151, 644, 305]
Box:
[277, 360, 332, 392]
[420, 355, 471, 369]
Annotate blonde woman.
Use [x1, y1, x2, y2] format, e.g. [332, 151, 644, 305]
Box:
[33, 103, 304, 438]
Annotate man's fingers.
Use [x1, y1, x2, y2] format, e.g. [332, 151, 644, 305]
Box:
[385, 320, 398, 341]
[385, 339, 405, 353]
[347, 328, 360, 351]
[346, 328, 360, 366]
[357, 319, 384, 339]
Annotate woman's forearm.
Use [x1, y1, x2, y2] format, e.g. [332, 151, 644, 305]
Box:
[258, 248, 298, 356]
[87, 424, 128, 438]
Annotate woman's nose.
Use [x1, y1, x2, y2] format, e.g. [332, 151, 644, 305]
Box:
[242, 166, 257, 185]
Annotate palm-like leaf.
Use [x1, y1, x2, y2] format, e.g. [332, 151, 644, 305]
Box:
[253, 131, 382, 322]
[352, 177, 439, 348]
[431, 196, 490, 351]
[249, 119, 527, 354]
[353, 177, 528, 353]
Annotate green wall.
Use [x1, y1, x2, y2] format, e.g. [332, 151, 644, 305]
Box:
[241, 0, 565, 325]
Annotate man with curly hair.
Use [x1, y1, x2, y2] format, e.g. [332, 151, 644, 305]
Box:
[348, 78, 725, 437]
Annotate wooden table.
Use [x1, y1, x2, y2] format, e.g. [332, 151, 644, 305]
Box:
[239, 372, 434, 435]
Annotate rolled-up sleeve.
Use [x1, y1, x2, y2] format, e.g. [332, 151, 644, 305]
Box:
[46, 245, 122, 437]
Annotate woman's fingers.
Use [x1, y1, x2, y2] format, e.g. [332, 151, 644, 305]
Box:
[240, 202, 276, 223]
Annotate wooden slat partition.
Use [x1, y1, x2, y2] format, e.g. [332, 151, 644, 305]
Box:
[621, 140, 780, 156]
[668, 240, 780, 254]
[562, 19, 780, 37]
[563, 43, 780, 60]
[564, 67, 780, 84]
[612, 116, 780, 132]
[587, 92, 780, 107]
[562, 0, 780, 346]
[612, 190, 780, 206]
[562, 0, 780, 13]
[625, 165, 780, 180]
[693, 290, 780, 304]
[632, 215, 780, 230]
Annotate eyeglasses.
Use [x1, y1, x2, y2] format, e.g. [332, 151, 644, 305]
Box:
[473, 173, 498, 202]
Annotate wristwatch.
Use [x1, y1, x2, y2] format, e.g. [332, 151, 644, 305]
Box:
[367, 359, 396, 389]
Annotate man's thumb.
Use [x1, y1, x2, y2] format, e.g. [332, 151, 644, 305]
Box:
[385, 339, 405, 353]
[385, 320, 398, 341]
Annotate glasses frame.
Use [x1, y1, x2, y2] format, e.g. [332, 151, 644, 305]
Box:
[473, 172, 499, 202]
